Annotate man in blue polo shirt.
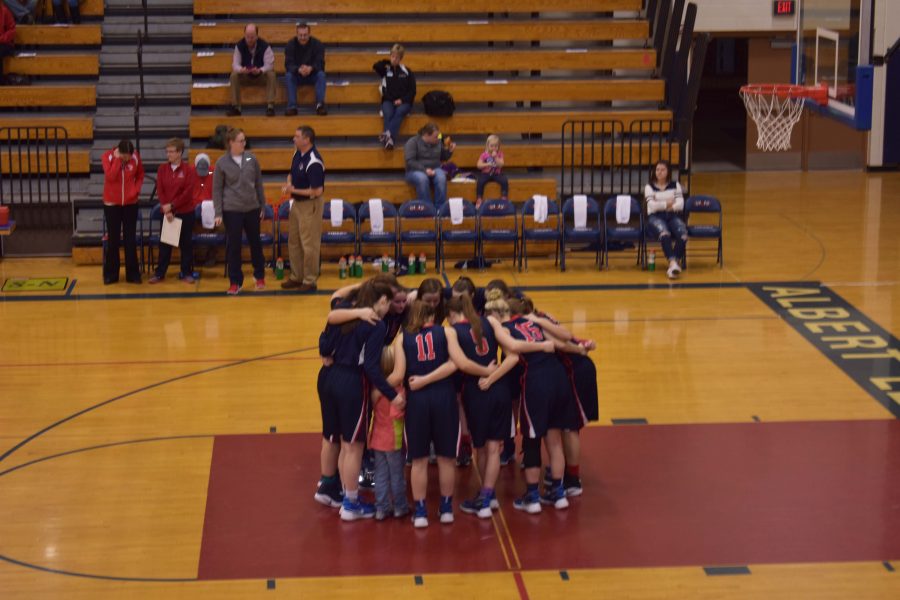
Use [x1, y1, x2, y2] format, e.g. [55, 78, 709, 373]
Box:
[281, 125, 325, 292]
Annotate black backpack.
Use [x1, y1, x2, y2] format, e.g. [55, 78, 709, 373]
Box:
[422, 90, 456, 117]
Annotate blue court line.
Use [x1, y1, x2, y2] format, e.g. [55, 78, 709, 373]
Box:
[884, 561, 895, 572]
[267, 579, 276, 589]
[612, 418, 648, 425]
[414, 575, 424, 585]
[65, 279, 77, 296]
[559, 570, 570, 581]
[0, 554, 197, 583]
[441, 272, 451, 288]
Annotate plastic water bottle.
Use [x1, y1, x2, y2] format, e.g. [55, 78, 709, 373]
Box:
[418, 252, 427, 274]
[648, 250, 656, 271]
[408, 253, 417, 274]
[339, 256, 347, 279]
[355, 255, 364, 278]
[275, 257, 284, 280]
[381, 254, 390, 272]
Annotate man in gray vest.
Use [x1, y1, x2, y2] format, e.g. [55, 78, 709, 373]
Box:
[228, 23, 276, 117]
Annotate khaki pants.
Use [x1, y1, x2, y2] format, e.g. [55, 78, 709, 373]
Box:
[229, 71, 276, 109]
[288, 196, 324, 285]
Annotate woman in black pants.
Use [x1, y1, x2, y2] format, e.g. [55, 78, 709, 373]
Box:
[212, 127, 267, 295]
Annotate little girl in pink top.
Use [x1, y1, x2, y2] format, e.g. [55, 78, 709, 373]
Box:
[475, 134, 509, 209]
[369, 345, 410, 520]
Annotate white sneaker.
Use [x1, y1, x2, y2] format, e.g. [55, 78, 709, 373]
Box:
[667, 261, 681, 279]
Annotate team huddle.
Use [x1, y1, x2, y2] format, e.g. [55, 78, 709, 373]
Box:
[314, 274, 598, 527]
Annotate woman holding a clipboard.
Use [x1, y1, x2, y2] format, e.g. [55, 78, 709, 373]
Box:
[149, 138, 198, 284]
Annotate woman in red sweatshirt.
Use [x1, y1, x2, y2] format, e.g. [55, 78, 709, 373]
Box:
[102, 139, 145, 284]
[149, 138, 197, 284]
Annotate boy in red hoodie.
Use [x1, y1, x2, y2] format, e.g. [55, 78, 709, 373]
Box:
[101, 139, 145, 284]
[149, 138, 197, 284]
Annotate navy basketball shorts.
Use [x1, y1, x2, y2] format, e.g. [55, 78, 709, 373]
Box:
[405, 383, 460, 460]
[564, 353, 598, 424]
[462, 378, 513, 448]
[519, 357, 574, 438]
[320, 365, 369, 443]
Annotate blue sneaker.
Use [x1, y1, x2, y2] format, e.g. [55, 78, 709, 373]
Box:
[439, 500, 454, 524]
[460, 494, 492, 519]
[412, 504, 428, 528]
[513, 490, 542, 514]
[488, 490, 499, 510]
[539, 485, 569, 510]
[340, 498, 375, 521]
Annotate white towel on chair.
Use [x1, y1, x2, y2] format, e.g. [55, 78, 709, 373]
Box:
[573, 194, 588, 230]
[200, 200, 215, 229]
[448, 197, 464, 225]
[615, 194, 631, 224]
[533, 195, 548, 224]
[330, 199, 344, 227]
[369, 198, 384, 233]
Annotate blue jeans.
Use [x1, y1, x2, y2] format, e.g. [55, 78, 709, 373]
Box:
[286, 70, 326, 109]
[373, 450, 409, 514]
[647, 211, 687, 261]
[406, 169, 447, 208]
[381, 100, 411, 141]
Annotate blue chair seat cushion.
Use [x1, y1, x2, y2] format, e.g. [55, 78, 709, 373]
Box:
[524, 228, 560, 240]
[565, 228, 601, 241]
[605, 227, 642, 241]
[482, 230, 517, 241]
[362, 232, 397, 243]
[687, 226, 721, 238]
[323, 232, 355, 243]
[401, 231, 437, 242]
[442, 231, 477, 242]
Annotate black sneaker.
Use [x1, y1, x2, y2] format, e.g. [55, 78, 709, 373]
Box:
[285, 108, 298, 116]
[564, 474, 583, 497]
[226, 106, 241, 117]
[316, 103, 328, 116]
[358, 469, 375, 489]
[313, 482, 343, 508]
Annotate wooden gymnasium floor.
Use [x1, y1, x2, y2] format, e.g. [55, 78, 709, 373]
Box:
[0, 170, 898, 599]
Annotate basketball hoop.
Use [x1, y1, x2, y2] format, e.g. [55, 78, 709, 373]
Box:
[739, 84, 828, 152]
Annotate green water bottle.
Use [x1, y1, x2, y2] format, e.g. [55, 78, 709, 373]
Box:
[275, 257, 284, 280]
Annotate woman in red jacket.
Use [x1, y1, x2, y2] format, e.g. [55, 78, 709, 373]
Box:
[102, 139, 145, 284]
[149, 138, 197, 284]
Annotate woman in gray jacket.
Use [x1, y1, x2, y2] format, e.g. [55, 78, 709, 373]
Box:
[213, 127, 268, 295]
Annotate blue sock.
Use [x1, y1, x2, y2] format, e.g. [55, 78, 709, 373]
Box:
[526, 483, 539, 494]
[441, 495, 452, 506]
[481, 487, 494, 498]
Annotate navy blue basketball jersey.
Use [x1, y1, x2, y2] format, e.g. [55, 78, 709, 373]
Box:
[402, 324, 450, 379]
[452, 316, 497, 368]
[502, 316, 552, 366]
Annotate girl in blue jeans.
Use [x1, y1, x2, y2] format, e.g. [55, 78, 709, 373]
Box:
[374, 44, 416, 151]
[644, 160, 687, 280]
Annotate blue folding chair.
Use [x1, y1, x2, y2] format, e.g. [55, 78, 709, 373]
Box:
[357, 199, 398, 262]
[437, 199, 478, 271]
[276, 200, 292, 261]
[478, 198, 518, 269]
[603, 195, 643, 270]
[684, 194, 723, 268]
[321, 199, 358, 264]
[519, 197, 560, 271]
[399, 199, 439, 267]
[561, 195, 602, 271]
[193, 203, 227, 275]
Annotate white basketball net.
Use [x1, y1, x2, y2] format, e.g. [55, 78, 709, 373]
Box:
[740, 88, 806, 152]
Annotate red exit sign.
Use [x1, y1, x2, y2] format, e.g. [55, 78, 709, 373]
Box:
[773, 0, 795, 15]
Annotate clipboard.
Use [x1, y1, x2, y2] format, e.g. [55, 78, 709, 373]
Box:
[160, 216, 183, 247]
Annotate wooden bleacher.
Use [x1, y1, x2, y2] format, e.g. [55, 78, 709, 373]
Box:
[0, 86, 96, 108]
[0, 151, 90, 174]
[189, 109, 672, 139]
[192, 48, 655, 75]
[3, 54, 99, 76]
[192, 78, 664, 106]
[190, 144, 678, 172]
[193, 20, 648, 45]
[14, 25, 102, 46]
[0, 117, 93, 139]
[194, 0, 642, 14]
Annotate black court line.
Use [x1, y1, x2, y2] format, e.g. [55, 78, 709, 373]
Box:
[0, 279, 771, 303]
[884, 561, 895, 572]
[0, 554, 196, 583]
[703, 566, 751, 576]
[267, 579, 276, 589]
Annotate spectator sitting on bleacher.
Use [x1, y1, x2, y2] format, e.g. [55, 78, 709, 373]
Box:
[404, 122, 455, 208]
[228, 23, 276, 117]
[0, 3, 23, 86]
[284, 21, 327, 117]
[644, 159, 686, 280]
[51, 0, 79, 24]
[475, 134, 508, 209]
[192, 153, 219, 267]
[2, 0, 37, 25]
[373, 43, 416, 151]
